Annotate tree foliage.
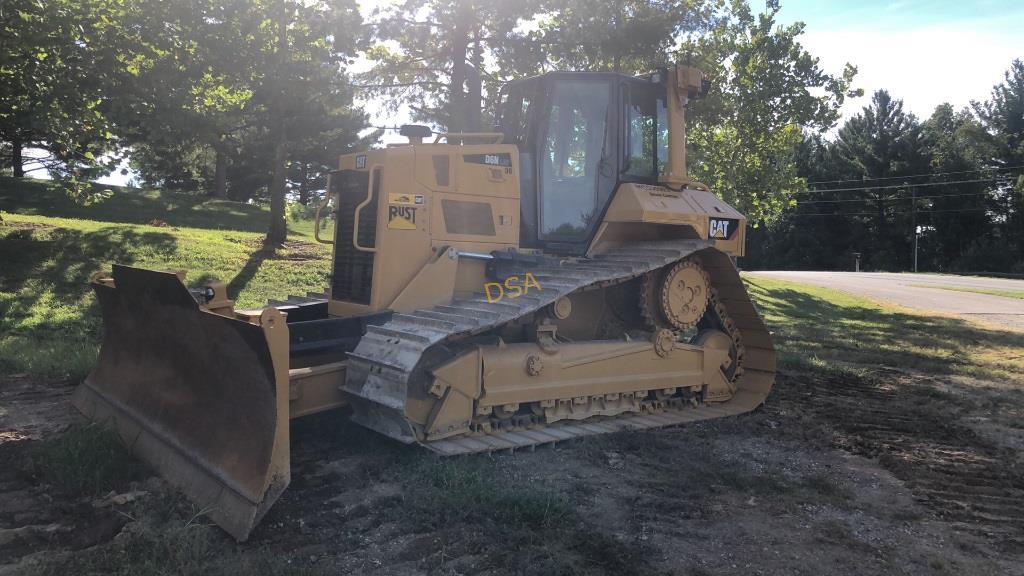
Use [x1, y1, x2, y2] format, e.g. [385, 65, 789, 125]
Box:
[749, 60, 1024, 274]
[360, 0, 724, 130]
[359, 0, 544, 131]
[1, 0, 370, 241]
[974, 59, 1024, 265]
[684, 0, 860, 223]
[2, 0, 1019, 261]
[0, 0, 130, 198]
[534, 0, 718, 74]
[119, 0, 370, 210]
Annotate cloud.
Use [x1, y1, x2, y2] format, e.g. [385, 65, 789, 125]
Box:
[799, 20, 1024, 124]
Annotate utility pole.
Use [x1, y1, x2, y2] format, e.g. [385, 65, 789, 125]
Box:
[911, 185, 917, 273]
[914, 225, 921, 273]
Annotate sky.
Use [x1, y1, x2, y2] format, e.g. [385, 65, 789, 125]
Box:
[775, 0, 1024, 122]
[87, 0, 1024, 186]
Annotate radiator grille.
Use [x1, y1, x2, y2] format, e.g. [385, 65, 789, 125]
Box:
[331, 169, 378, 305]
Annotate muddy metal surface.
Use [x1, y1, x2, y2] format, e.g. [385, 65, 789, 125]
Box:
[747, 272, 1024, 331]
[1, 366, 1022, 576]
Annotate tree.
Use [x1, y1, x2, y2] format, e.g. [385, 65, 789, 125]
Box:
[534, 0, 718, 74]
[111, 0, 261, 197]
[266, 0, 292, 244]
[109, 0, 367, 242]
[261, 0, 366, 243]
[827, 90, 927, 270]
[683, 0, 859, 224]
[919, 104, 994, 271]
[0, 0, 127, 195]
[360, 0, 544, 131]
[974, 59, 1024, 270]
[486, 0, 722, 125]
[745, 133, 863, 271]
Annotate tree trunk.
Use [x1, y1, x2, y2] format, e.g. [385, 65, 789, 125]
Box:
[465, 37, 483, 132]
[268, 130, 288, 244]
[213, 147, 228, 199]
[612, 12, 622, 73]
[447, 2, 472, 133]
[267, 0, 290, 245]
[11, 138, 24, 178]
[298, 162, 310, 205]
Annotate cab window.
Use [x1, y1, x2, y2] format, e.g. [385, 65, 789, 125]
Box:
[624, 83, 668, 181]
[540, 81, 610, 237]
[501, 80, 541, 149]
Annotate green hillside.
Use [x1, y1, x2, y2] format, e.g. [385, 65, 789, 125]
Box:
[0, 178, 333, 379]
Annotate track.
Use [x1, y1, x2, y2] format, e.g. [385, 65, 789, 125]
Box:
[342, 239, 776, 454]
[776, 370, 1024, 551]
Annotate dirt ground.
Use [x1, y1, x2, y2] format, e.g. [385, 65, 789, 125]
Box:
[1, 365, 1022, 576]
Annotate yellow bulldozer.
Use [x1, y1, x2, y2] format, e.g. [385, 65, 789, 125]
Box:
[72, 65, 775, 540]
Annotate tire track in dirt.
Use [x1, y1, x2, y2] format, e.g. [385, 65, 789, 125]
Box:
[774, 370, 1024, 552]
[0, 376, 78, 442]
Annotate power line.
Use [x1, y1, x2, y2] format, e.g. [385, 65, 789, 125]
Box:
[794, 176, 1011, 195]
[806, 165, 1024, 186]
[796, 190, 995, 204]
[787, 207, 993, 217]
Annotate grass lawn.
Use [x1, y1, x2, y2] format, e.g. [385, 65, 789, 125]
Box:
[0, 176, 325, 238]
[910, 283, 1024, 300]
[745, 276, 1024, 385]
[0, 178, 334, 379]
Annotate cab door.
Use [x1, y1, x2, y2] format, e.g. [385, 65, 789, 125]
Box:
[536, 78, 617, 252]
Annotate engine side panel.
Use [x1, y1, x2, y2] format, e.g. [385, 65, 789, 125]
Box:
[596, 183, 747, 257]
[329, 144, 521, 316]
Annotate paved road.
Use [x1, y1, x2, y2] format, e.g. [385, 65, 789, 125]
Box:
[746, 271, 1024, 331]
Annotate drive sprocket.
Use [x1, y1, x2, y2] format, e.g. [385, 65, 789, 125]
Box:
[641, 258, 710, 331]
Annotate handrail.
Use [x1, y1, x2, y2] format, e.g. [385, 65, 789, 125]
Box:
[432, 132, 504, 145]
[456, 251, 494, 260]
[352, 165, 381, 253]
[313, 176, 334, 245]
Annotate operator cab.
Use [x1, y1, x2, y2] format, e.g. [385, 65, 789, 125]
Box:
[498, 71, 674, 255]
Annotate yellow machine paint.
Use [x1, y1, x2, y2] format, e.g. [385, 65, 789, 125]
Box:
[74, 65, 775, 540]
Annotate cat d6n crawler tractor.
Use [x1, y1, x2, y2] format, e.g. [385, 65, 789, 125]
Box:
[73, 65, 775, 540]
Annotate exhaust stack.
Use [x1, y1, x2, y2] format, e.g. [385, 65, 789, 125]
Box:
[661, 65, 709, 187]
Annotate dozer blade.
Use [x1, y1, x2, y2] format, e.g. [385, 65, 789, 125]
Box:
[72, 265, 290, 541]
